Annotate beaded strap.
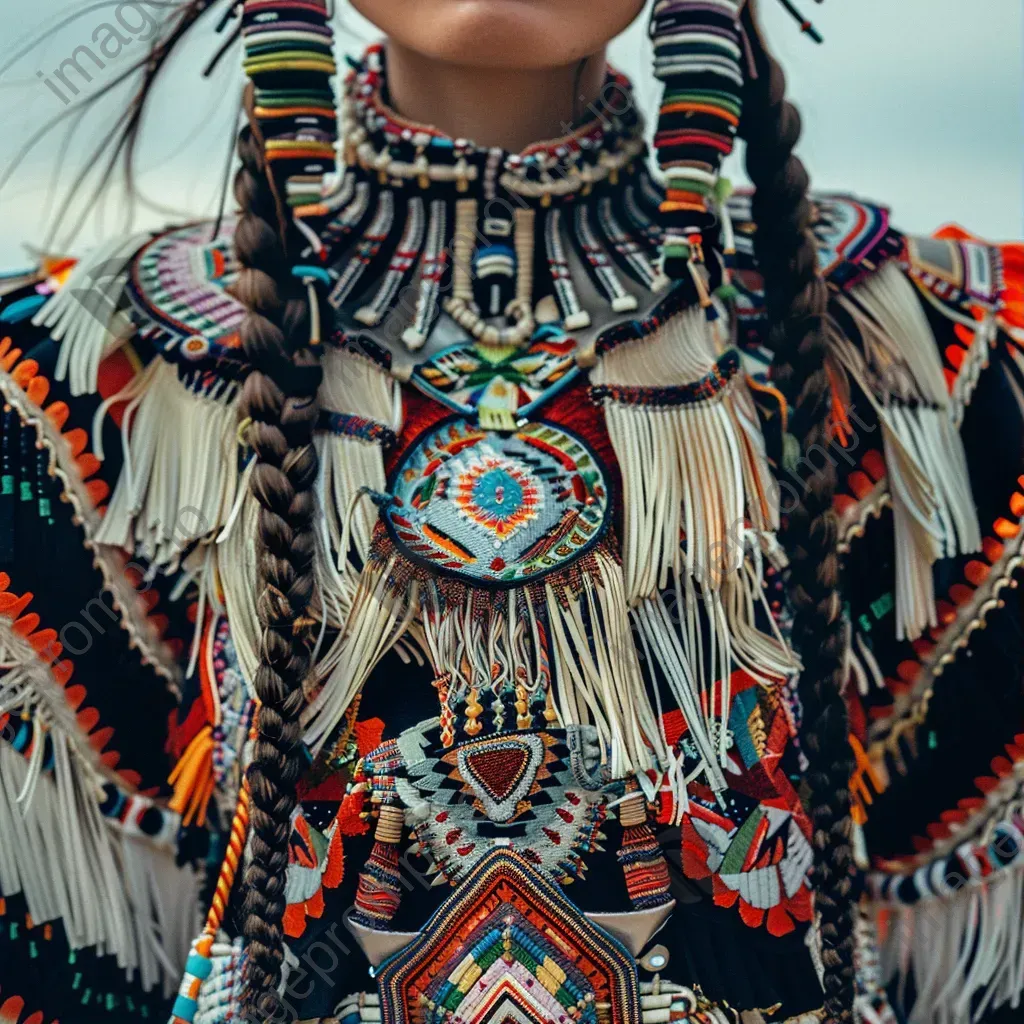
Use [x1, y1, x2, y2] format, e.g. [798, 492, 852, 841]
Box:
[649, 0, 745, 278]
[616, 790, 674, 910]
[649, 0, 825, 280]
[170, 782, 252, 1024]
[351, 804, 407, 928]
[241, 0, 338, 211]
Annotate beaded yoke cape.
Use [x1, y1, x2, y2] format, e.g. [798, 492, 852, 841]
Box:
[1, 10, 1024, 1024]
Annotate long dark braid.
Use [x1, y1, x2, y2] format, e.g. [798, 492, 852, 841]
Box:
[739, 4, 856, 1021]
[30, 0, 333, 1009]
[233, 91, 324, 1016]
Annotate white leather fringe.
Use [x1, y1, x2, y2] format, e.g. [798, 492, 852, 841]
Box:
[0, 618, 199, 995]
[32, 232, 151, 396]
[93, 358, 243, 572]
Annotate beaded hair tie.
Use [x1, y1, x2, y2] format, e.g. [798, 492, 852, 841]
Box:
[241, 0, 338, 211]
[649, 0, 746, 281]
[649, 0, 823, 283]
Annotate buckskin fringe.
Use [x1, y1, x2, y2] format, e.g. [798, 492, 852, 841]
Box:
[592, 303, 778, 598]
[874, 850, 1024, 1024]
[32, 232, 151, 396]
[830, 263, 982, 639]
[591, 301, 792, 785]
[304, 537, 669, 782]
[302, 545, 417, 753]
[94, 358, 243, 572]
[0, 617, 199, 994]
[316, 345, 401, 573]
[540, 546, 666, 780]
[311, 344, 402, 676]
[0, 745, 199, 996]
[214, 486, 261, 696]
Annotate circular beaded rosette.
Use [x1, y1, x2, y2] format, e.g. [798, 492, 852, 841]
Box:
[385, 418, 611, 587]
[127, 222, 244, 358]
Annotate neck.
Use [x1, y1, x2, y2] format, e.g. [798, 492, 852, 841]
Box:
[383, 40, 609, 152]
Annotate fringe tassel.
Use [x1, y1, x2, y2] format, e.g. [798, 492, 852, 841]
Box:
[0, 613, 198, 993]
[887, 403, 979, 559]
[168, 725, 215, 828]
[303, 546, 417, 752]
[877, 861, 1024, 1024]
[831, 264, 982, 640]
[316, 346, 399, 569]
[411, 549, 664, 778]
[312, 345, 401, 662]
[593, 304, 777, 599]
[842, 262, 950, 406]
[214, 490, 261, 697]
[94, 359, 242, 571]
[592, 303, 791, 785]
[886, 404, 980, 639]
[631, 590, 724, 796]
[0, 741, 199, 995]
[32, 232, 150, 397]
[305, 540, 667, 781]
[542, 547, 667, 780]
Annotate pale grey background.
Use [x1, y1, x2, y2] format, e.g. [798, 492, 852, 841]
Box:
[1, 0, 1021, 271]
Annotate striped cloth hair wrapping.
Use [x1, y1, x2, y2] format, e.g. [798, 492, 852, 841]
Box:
[649, 0, 745, 279]
[241, 0, 338, 209]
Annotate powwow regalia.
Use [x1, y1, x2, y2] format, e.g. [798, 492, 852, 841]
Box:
[1, 2, 1023, 1023]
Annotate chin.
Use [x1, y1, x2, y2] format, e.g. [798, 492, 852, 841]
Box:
[351, 0, 644, 69]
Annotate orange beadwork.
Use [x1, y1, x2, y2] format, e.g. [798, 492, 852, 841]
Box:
[0, 336, 111, 510]
[0, 986, 57, 1024]
[850, 475, 1024, 839]
[0, 571, 147, 784]
[206, 781, 251, 938]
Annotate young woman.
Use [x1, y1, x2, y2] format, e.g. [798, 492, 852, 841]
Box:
[1, 2, 1022, 1023]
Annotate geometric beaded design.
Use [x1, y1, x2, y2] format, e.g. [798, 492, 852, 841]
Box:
[385, 419, 611, 587]
[376, 848, 641, 1024]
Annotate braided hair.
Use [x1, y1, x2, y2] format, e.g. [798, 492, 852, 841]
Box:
[9, 0, 327, 1010]
[30, 0, 853, 1015]
[232, 89, 325, 1016]
[739, 5, 856, 1021]
[649, 0, 855, 1012]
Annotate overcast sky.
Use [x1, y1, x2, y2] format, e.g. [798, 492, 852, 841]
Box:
[0, 0, 1021, 271]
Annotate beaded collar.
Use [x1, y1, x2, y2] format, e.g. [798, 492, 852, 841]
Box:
[315, 45, 669, 358]
[342, 45, 647, 207]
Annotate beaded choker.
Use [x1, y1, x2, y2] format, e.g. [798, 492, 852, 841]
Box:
[344, 46, 646, 206]
[306, 45, 670, 353]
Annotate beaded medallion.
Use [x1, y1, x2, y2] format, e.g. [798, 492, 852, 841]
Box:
[384, 418, 611, 587]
